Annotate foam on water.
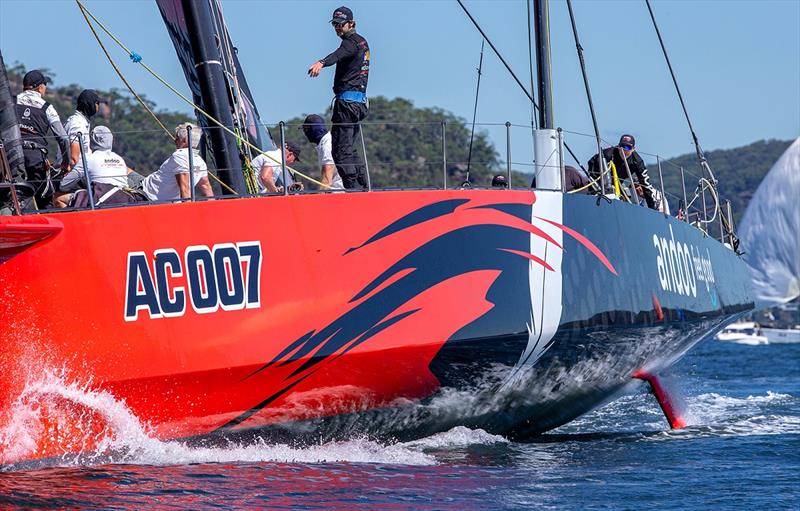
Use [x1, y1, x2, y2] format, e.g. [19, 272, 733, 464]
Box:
[1, 369, 520, 472]
[3, 349, 796, 473]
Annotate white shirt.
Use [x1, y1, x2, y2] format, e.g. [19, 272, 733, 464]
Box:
[64, 111, 91, 176]
[142, 147, 208, 201]
[86, 149, 128, 188]
[316, 132, 343, 189]
[252, 149, 294, 193]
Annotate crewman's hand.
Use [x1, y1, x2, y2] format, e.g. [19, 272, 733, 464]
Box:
[308, 61, 324, 77]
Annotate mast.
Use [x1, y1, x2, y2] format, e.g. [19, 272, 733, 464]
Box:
[181, 0, 246, 195]
[533, 0, 554, 129]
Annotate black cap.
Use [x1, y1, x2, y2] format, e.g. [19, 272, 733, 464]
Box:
[301, 114, 325, 129]
[491, 174, 509, 188]
[23, 70, 49, 88]
[78, 89, 108, 105]
[618, 134, 636, 148]
[285, 141, 302, 161]
[330, 6, 353, 23]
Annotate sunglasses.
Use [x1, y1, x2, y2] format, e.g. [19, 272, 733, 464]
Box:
[331, 20, 349, 27]
[620, 144, 633, 151]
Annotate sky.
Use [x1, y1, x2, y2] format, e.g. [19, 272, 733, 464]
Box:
[1, 0, 798, 169]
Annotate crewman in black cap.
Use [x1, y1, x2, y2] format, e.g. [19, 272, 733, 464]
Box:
[307, 6, 370, 189]
[301, 114, 344, 190]
[491, 174, 509, 188]
[14, 69, 70, 208]
[54, 89, 106, 206]
[587, 134, 658, 209]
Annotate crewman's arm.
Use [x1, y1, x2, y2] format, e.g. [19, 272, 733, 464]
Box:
[175, 173, 191, 199]
[308, 39, 357, 77]
[632, 154, 657, 209]
[321, 163, 336, 187]
[45, 105, 70, 170]
[197, 176, 213, 197]
[69, 139, 82, 168]
[259, 164, 280, 193]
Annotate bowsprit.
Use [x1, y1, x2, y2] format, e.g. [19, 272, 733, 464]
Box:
[124, 241, 262, 321]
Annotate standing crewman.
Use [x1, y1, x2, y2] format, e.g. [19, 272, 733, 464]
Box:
[307, 6, 370, 189]
[14, 70, 70, 208]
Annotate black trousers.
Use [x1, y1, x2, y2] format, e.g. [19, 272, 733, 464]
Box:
[22, 147, 50, 209]
[331, 99, 368, 189]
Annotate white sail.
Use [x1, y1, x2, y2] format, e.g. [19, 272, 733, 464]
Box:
[738, 138, 800, 308]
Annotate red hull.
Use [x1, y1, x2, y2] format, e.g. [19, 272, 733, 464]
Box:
[0, 190, 537, 462]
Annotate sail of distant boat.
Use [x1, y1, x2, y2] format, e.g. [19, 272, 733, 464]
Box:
[737, 138, 800, 308]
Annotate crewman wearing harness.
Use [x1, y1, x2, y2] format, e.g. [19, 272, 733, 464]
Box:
[14, 70, 70, 208]
[588, 134, 658, 209]
[307, 6, 370, 189]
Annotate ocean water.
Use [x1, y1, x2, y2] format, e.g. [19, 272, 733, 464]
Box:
[1, 340, 798, 510]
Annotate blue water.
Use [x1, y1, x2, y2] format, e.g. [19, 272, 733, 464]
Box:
[1, 340, 798, 510]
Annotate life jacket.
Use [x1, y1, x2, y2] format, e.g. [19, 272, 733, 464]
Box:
[15, 91, 51, 149]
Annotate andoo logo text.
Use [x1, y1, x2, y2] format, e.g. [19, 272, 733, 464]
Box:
[125, 242, 262, 321]
[653, 225, 715, 298]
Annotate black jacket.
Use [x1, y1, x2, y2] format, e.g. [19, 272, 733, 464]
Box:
[321, 30, 370, 95]
[588, 147, 656, 209]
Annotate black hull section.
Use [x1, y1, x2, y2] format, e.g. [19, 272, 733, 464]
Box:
[205, 193, 754, 444]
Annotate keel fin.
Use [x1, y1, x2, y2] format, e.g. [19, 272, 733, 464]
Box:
[0, 217, 63, 262]
[633, 370, 686, 429]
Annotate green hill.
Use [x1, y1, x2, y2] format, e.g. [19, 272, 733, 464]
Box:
[649, 139, 793, 225]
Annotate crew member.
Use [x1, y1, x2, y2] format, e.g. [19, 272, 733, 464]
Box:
[587, 134, 657, 209]
[250, 142, 302, 194]
[307, 6, 370, 189]
[565, 165, 590, 193]
[301, 114, 344, 190]
[60, 126, 139, 208]
[56, 90, 107, 206]
[635, 183, 670, 214]
[141, 123, 213, 201]
[85, 126, 129, 188]
[14, 70, 70, 208]
[491, 174, 509, 188]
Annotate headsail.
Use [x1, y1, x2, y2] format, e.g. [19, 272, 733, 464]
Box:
[738, 138, 800, 308]
[155, 0, 275, 194]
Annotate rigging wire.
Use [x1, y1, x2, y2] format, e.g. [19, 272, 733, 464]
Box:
[465, 39, 485, 184]
[75, 0, 328, 190]
[644, 0, 716, 185]
[77, 4, 172, 142]
[456, 0, 587, 173]
[645, 0, 730, 234]
[565, 0, 606, 194]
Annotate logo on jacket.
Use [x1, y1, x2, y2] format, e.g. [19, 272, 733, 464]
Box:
[124, 241, 262, 321]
